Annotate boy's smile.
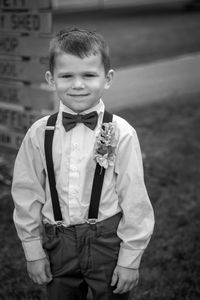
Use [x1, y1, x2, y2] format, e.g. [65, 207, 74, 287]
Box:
[46, 52, 114, 113]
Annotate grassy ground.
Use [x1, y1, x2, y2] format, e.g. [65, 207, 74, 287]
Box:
[54, 8, 200, 69]
[118, 93, 200, 300]
[1, 92, 200, 299]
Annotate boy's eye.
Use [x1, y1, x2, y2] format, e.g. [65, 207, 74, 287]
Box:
[61, 74, 72, 78]
[84, 73, 97, 78]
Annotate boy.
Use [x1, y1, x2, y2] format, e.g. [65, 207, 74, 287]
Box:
[12, 28, 154, 300]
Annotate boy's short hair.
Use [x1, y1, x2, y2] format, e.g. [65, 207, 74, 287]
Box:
[49, 27, 111, 74]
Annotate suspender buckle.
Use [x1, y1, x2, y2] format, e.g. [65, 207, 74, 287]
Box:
[85, 218, 97, 230]
[56, 221, 63, 227]
[85, 218, 97, 224]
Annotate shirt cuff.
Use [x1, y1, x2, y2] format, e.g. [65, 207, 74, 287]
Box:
[22, 239, 47, 261]
[117, 247, 144, 269]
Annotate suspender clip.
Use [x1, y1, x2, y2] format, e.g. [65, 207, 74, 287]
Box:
[56, 221, 63, 227]
[85, 218, 97, 230]
[85, 218, 97, 224]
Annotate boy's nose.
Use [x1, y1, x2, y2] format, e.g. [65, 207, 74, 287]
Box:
[72, 78, 85, 89]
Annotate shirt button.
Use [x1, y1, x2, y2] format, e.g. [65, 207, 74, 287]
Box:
[70, 166, 77, 172]
[71, 189, 78, 195]
[72, 143, 78, 151]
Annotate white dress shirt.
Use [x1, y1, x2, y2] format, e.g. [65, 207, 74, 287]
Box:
[12, 99, 154, 269]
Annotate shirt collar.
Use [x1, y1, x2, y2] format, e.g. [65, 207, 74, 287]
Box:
[59, 99, 105, 115]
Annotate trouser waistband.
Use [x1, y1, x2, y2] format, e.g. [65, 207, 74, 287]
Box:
[44, 212, 122, 236]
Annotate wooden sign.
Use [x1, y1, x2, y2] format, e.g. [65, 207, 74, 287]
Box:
[0, 34, 50, 56]
[0, 106, 43, 132]
[0, 128, 24, 149]
[0, 81, 55, 110]
[0, 58, 47, 82]
[0, 0, 51, 10]
[0, 1, 53, 151]
[0, 11, 52, 34]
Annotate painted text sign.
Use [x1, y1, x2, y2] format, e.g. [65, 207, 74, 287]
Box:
[0, 128, 24, 149]
[0, 11, 52, 34]
[0, 34, 50, 56]
[0, 106, 42, 132]
[0, 58, 47, 82]
[0, 0, 51, 10]
[0, 82, 54, 110]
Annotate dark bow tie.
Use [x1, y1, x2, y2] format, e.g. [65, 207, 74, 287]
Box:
[62, 111, 98, 132]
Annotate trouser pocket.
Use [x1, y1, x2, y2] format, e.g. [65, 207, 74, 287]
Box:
[43, 225, 63, 273]
[43, 224, 81, 276]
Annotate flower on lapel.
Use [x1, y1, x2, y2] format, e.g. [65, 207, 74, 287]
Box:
[94, 122, 118, 169]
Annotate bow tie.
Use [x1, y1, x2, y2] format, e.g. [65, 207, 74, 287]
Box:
[62, 111, 98, 132]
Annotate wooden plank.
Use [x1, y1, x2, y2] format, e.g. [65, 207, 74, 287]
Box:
[0, 34, 50, 56]
[0, 106, 43, 132]
[0, 81, 55, 110]
[0, 11, 52, 34]
[0, 128, 24, 150]
[0, 0, 51, 10]
[53, 0, 99, 9]
[0, 58, 47, 82]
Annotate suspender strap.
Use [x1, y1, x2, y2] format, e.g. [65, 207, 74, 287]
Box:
[44, 112, 63, 222]
[88, 110, 113, 219]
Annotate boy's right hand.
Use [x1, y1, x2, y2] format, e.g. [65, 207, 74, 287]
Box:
[27, 257, 53, 285]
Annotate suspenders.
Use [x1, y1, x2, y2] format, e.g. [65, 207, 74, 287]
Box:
[44, 111, 113, 223]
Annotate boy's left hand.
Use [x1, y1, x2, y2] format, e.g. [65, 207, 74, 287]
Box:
[111, 265, 139, 294]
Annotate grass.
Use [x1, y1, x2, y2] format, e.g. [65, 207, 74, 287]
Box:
[1, 92, 200, 299]
[118, 93, 200, 300]
[54, 8, 200, 69]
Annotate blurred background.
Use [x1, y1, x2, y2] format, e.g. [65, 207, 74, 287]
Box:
[0, 0, 200, 299]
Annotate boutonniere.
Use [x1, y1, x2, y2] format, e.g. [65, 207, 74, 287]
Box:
[94, 122, 118, 169]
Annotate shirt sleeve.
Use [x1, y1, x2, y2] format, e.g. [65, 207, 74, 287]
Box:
[115, 124, 154, 269]
[12, 127, 47, 261]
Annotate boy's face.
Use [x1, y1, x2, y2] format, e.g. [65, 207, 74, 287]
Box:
[46, 51, 114, 113]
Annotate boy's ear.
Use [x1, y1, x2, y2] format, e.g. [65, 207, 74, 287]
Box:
[104, 69, 114, 90]
[45, 71, 55, 89]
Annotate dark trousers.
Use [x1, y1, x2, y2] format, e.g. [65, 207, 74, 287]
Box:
[43, 213, 129, 300]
